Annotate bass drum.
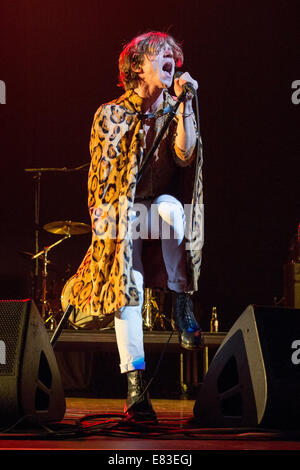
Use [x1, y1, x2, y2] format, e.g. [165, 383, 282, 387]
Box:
[61, 276, 114, 330]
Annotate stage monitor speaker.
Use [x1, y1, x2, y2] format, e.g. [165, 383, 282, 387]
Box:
[0, 299, 66, 426]
[193, 304, 300, 429]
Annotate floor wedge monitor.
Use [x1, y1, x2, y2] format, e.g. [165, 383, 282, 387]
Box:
[193, 304, 300, 428]
[0, 299, 66, 426]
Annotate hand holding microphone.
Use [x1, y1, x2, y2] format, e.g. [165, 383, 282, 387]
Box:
[173, 71, 198, 102]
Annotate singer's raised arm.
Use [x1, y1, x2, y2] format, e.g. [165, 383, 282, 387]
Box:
[173, 71, 198, 162]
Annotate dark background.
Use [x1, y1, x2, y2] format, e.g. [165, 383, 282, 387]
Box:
[0, 0, 299, 333]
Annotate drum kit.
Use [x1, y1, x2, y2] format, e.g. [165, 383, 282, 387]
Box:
[23, 164, 174, 331]
[32, 219, 91, 328]
[20, 219, 90, 329]
[23, 163, 91, 329]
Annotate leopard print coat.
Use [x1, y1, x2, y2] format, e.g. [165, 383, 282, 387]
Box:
[64, 89, 204, 328]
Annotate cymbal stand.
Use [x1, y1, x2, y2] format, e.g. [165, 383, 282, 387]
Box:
[142, 288, 157, 330]
[32, 171, 41, 303]
[24, 163, 89, 302]
[142, 288, 171, 330]
[32, 232, 71, 325]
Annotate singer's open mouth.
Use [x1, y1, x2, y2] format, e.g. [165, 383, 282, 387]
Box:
[162, 61, 173, 76]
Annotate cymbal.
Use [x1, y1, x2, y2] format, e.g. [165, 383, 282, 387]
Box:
[43, 220, 91, 235]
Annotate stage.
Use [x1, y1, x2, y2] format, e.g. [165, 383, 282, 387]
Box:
[0, 398, 300, 455]
[1, 0, 300, 459]
[1, 317, 300, 457]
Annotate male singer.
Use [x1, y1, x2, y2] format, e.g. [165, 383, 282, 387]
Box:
[67, 31, 204, 422]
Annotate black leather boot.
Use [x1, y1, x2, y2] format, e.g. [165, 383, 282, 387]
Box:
[124, 370, 157, 423]
[173, 292, 202, 350]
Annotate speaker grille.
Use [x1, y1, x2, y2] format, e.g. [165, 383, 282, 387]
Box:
[0, 300, 27, 375]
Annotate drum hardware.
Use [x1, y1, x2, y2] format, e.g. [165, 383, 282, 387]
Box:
[19, 250, 56, 269]
[31, 220, 91, 327]
[32, 232, 71, 325]
[24, 163, 89, 307]
[142, 288, 173, 331]
[143, 288, 158, 330]
[44, 312, 57, 330]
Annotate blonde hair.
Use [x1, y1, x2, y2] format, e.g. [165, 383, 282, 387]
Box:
[118, 31, 183, 90]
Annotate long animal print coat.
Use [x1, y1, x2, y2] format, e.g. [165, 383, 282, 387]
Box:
[65, 89, 204, 328]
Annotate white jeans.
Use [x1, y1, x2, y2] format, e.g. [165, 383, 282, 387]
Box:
[114, 194, 187, 373]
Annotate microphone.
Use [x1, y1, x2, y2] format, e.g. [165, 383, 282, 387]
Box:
[174, 71, 196, 95]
